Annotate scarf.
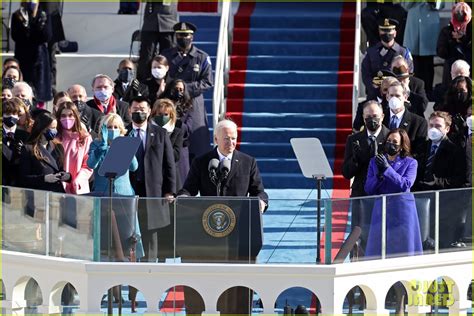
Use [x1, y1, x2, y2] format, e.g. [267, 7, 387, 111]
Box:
[93, 95, 117, 115]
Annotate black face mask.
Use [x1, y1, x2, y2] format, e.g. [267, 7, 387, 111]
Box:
[118, 69, 135, 83]
[3, 116, 18, 128]
[153, 115, 171, 127]
[2, 77, 16, 89]
[176, 37, 192, 50]
[132, 112, 147, 124]
[454, 11, 466, 23]
[384, 142, 400, 156]
[172, 90, 184, 101]
[456, 91, 469, 103]
[364, 117, 381, 132]
[22, 98, 32, 109]
[380, 33, 395, 44]
[73, 100, 86, 112]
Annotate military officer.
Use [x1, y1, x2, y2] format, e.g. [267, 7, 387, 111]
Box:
[362, 18, 413, 100]
[161, 22, 213, 163]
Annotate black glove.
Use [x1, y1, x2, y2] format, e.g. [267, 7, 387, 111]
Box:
[131, 79, 140, 93]
[352, 140, 362, 162]
[13, 140, 23, 156]
[375, 154, 389, 175]
[80, 113, 90, 128]
[58, 171, 72, 182]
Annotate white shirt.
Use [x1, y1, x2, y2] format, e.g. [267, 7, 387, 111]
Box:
[217, 148, 233, 167]
[389, 108, 405, 128]
[132, 122, 148, 147]
[366, 126, 382, 139]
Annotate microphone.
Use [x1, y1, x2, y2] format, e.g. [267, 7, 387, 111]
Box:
[218, 159, 231, 181]
[208, 158, 219, 186]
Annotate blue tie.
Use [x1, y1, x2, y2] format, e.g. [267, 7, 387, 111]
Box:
[424, 144, 438, 180]
[135, 128, 145, 181]
[390, 115, 399, 130]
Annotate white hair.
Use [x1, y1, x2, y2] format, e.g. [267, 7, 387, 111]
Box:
[451, 60, 470, 79]
[12, 81, 33, 99]
[214, 119, 237, 137]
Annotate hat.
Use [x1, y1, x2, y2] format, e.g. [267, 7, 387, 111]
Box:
[392, 65, 412, 79]
[372, 69, 396, 86]
[378, 18, 399, 31]
[173, 22, 197, 34]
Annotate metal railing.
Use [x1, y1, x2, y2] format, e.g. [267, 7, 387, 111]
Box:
[212, 0, 233, 132]
[352, 0, 362, 119]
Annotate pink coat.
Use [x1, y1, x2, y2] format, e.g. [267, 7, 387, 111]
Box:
[61, 131, 93, 194]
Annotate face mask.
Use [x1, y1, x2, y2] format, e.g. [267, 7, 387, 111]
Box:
[385, 142, 400, 156]
[73, 100, 86, 112]
[107, 128, 121, 141]
[380, 33, 395, 43]
[456, 91, 469, 103]
[94, 89, 112, 103]
[454, 11, 467, 23]
[364, 117, 381, 132]
[153, 114, 171, 127]
[132, 112, 147, 124]
[2, 77, 16, 89]
[151, 68, 167, 80]
[3, 115, 18, 128]
[466, 115, 473, 136]
[176, 37, 192, 50]
[118, 69, 135, 83]
[44, 129, 58, 141]
[22, 98, 32, 109]
[389, 97, 404, 111]
[172, 90, 184, 101]
[428, 127, 445, 142]
[60, 117, 75, 130]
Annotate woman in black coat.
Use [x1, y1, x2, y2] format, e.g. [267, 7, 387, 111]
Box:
[19, 112, 70, 193]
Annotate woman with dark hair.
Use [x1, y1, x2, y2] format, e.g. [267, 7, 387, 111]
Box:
[19, 111, 69, 192]
[56, 101, 93, 194]
[52, 91, 71, 115]
[2, 67, 23, 89]
[163, 79, 195, 181]
[144, 55, 170, 105]
[440, 75, 472, 117]
[364, 128, 423, 258]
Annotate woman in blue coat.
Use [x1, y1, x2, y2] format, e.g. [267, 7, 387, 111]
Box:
[364, 129, 423, 258]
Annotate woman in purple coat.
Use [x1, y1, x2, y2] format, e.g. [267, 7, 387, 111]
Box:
[364, 129, 423, 258]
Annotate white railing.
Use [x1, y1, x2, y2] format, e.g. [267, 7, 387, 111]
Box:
[1, 250, 472, 315]
[212, 0, 232, 133]
[352, 0, 362, 120]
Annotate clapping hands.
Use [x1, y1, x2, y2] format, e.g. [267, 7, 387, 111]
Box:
[375, 154, 389, 175]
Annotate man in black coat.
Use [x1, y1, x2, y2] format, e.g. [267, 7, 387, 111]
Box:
[382, 81, 427, 158]
[126, 96, 176, 262]
[414, 111, 467, 249]
[343, 100, 390, 253]
[86, 74, 131, 131]
[136, 0, 178, 80]
[113, 59, 149, 103]
[67, 84, 103, 136]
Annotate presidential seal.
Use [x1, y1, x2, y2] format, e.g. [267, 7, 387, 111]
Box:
[202, 204, 236, 238]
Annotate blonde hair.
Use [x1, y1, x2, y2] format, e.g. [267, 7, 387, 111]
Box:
[97, 113, 126, 141]
[151, 98, 177, 125]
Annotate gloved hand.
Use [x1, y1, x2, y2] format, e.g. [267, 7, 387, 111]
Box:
[80, 113, 90, 128]
[58, 171, 72, 182]
[375, 154, 389, 175]
[131, 79, 140, 93]
[351, 140, 362, 162]
[14, 140, 23, 156]
[100, 124, 108, 148]
[44, 173, 60, 183]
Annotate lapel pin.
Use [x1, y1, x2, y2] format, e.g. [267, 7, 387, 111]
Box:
[403, 122, 408, 127]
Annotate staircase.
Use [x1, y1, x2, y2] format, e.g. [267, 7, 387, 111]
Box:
[227, 2, 355, 190]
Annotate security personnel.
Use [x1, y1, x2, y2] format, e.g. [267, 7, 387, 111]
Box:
[362, 18, 413, 100]
[161, 22, 213, 163]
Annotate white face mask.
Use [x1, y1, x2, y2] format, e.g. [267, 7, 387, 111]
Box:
[151, 68, 167, 80]
[388, 97, 404, 111]
[428, 127, 445, 142]
[466, 115, 473, 136]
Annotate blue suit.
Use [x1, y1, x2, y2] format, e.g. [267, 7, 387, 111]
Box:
[364, 155, 423, 258]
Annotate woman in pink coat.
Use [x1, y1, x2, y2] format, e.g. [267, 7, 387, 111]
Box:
[56, 101, 93, 194]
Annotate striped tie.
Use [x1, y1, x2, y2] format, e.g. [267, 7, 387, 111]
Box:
[390, 115, 399, 130]
[424, 144, 438, 180]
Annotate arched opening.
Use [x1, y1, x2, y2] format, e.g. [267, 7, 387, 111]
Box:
[159, 285, 205, 314]
[12, 277, 43, 314]
[274, 287, 319, 315]
[50, 281, 80, 314]
[385, 281, 408, 315]
[342, 286, 371, 315]
[425, 277, 458, 314]
[218, 286, 263, 315]
[100, 284, 147, 314]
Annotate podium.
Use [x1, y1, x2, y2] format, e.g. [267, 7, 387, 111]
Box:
[174, 197, 263, 263]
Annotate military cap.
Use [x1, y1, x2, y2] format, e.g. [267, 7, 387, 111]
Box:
[378, 18, 399, 31]
[173, 22, 197, 34]
[392, 64, 412, 80]
[372, 69, 396, 86]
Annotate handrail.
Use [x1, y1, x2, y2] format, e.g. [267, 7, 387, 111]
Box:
[212, 0, 232, 137]
[352, 0, 362, 120]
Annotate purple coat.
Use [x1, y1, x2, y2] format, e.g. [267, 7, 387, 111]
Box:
[364, 155, 423, 258]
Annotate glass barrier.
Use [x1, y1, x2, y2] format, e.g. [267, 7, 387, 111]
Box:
[2, 186, 47, 255]
[2, 186, 472, 265]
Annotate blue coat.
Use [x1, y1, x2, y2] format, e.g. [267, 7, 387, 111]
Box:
[402, 2, 443, 56]
[364, 155, 423, 258]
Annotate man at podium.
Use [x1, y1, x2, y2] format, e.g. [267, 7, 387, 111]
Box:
[177, 119, 268, 315]
[178, 119, 268, 212]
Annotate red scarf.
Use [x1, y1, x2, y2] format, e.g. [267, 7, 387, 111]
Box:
[93, 95, 117, 115]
